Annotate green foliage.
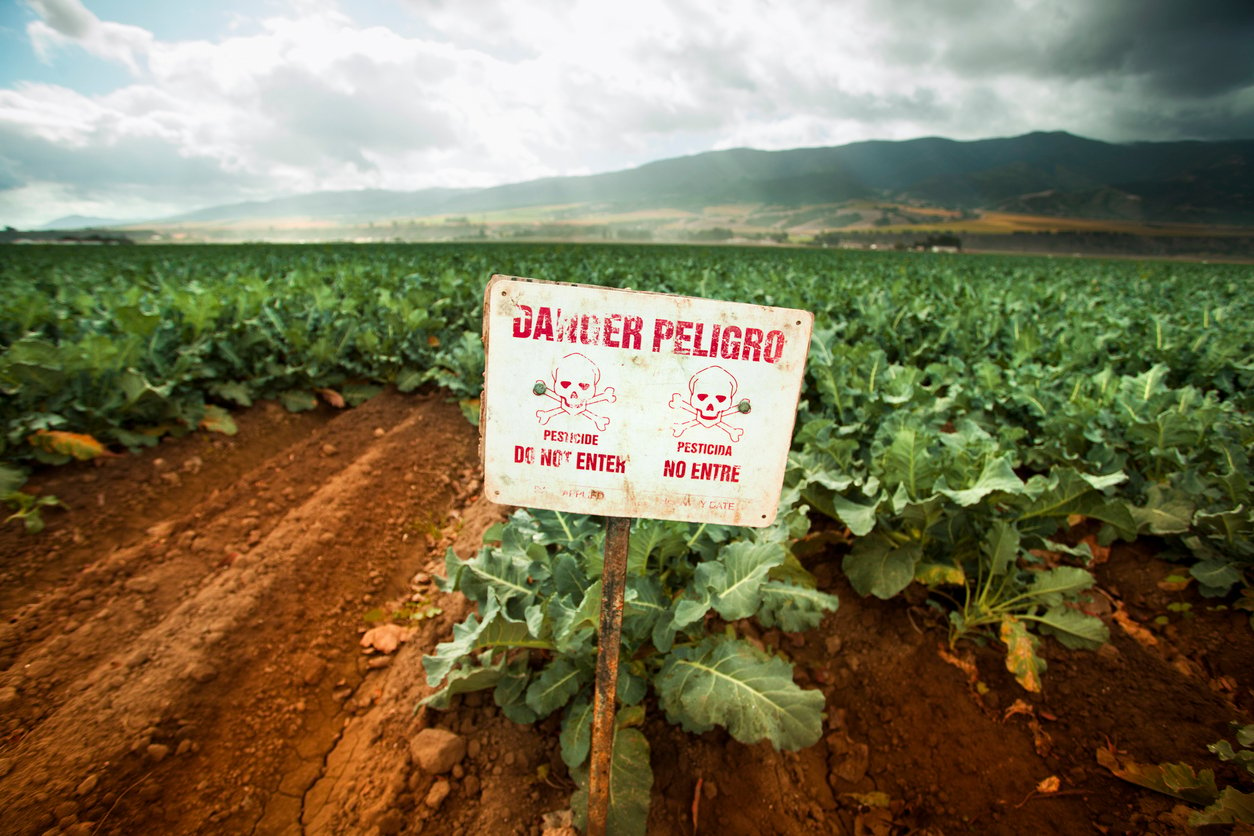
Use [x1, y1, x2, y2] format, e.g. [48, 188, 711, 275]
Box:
[655, 635, 825, 748]
[1100, 724, 1254, 825]
[1, 464, 63, 533]
[3, 489, 64, 533]
[0, 244, 483, 456]
[571, 714, 653, 836]
[3, 242, 1253, 815]
[422, 509, 835, 829]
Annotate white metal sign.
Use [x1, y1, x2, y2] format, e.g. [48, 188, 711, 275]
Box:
[481, 275, 813, 526]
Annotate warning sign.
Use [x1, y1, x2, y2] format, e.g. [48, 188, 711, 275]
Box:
[481, 275, 813, 526]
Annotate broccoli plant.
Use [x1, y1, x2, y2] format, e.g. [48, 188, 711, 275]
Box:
[421, 507, 838, 835]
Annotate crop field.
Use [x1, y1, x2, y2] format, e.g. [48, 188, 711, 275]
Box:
[1, 242, 1252, 834]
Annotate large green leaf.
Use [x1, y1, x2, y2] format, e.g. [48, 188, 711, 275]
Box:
[278, 389, 317, 412]
[495, 654, 538, 724]
[1191, 786, 1254, 827]
[551, 552, 588, 599]
[622, 576, 669, 646]
[843, 536, 919, 600]
[1025, 566, 1097, 607]
[560, 695, 594, 769]
[1031, 606, 1108, 650]
[1132, 485, 1194, 535]
[982, 520, 1020, 577]
[1189, 559, 1243, 594]
[1015, 468, 1127, 523]
[528, 508, 604, 547]
[552, 580, 601, 655]
[422, 655, 503, 710]
[830, 493, 880, 536]
[572, 725, 653, 836]
[1098, 746, 1219, 807]
[935, 455, 1025, 506]
[525, 656, 590, 718]
[452, 536, 547, 617]
[627, 518, 688, 575]
[693, 541, 788, 620]
[879, 420, 940, 501]
[655, 636, 824, 750]
[422, 601, 552, 687]
[756, 581, 840, 632]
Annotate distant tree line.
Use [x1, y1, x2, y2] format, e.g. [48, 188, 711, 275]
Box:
[807, 229, 1253, 258]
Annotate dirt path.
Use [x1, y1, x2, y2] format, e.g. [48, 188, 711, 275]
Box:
[1, 391, 1250, 835]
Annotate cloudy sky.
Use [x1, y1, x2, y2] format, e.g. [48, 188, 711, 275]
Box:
[1, 0, 1252, 227]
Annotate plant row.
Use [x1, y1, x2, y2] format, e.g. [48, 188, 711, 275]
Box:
[5, 242, 1251, 832]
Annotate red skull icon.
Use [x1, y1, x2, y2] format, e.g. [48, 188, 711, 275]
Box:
[669, 365, 748, 441]
[534, 353, 616, 431]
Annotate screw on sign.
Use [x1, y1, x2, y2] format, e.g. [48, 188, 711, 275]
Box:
[481, 275, 812, 835]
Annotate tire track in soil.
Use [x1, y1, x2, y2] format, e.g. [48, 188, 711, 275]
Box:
[0, 391, 480, 835]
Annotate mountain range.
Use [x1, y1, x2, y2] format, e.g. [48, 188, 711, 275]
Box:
[42, 131, 1254, 231]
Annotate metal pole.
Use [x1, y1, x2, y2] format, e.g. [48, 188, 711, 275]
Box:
[587, 516, 631, 836]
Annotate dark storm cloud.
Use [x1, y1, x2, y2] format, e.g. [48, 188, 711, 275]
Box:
[928, 0, 1254, 98]
[1102, 97, 1254, 144]
[862, 0, 1254, 141]
[1045, 0, 1254, 97]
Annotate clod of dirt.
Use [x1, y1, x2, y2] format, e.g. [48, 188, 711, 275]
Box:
[826, 731, 870, 783]
[360, 623, 409, 654]
[297, 653, 327, 685]
[410, 728, 467, 774]
[424, 778, 451, 809]
[185, 661, 218, 683]
[123, 576, 158, 594]
[146, 521, 176, 540]
[541, 809, 578, 836]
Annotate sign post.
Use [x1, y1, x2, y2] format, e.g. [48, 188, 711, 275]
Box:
[481, 275, 812, 833]
[587, 516, 630, 836]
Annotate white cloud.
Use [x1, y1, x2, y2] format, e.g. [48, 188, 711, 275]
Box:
[26, 0, 153, 74]
[1, 0, 1250, 226]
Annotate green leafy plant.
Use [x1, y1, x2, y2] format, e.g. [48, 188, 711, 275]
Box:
[420, 508, 838, 835]
[0, 464, 63, 534]
[3, 489, 64, 534]
[789, 410, 1115, 690]
[2, 241, 1251, 679]
[364, 600, 444, 625]
[1098, 724, 1254, 825]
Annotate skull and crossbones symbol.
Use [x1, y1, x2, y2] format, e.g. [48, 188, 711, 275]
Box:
[669, 365, 749, 441]
[534, 353, 616, 431]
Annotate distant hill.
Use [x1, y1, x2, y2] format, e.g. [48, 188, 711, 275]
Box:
[61, 131, 1254, 232]
[36, 215, 128, 230]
